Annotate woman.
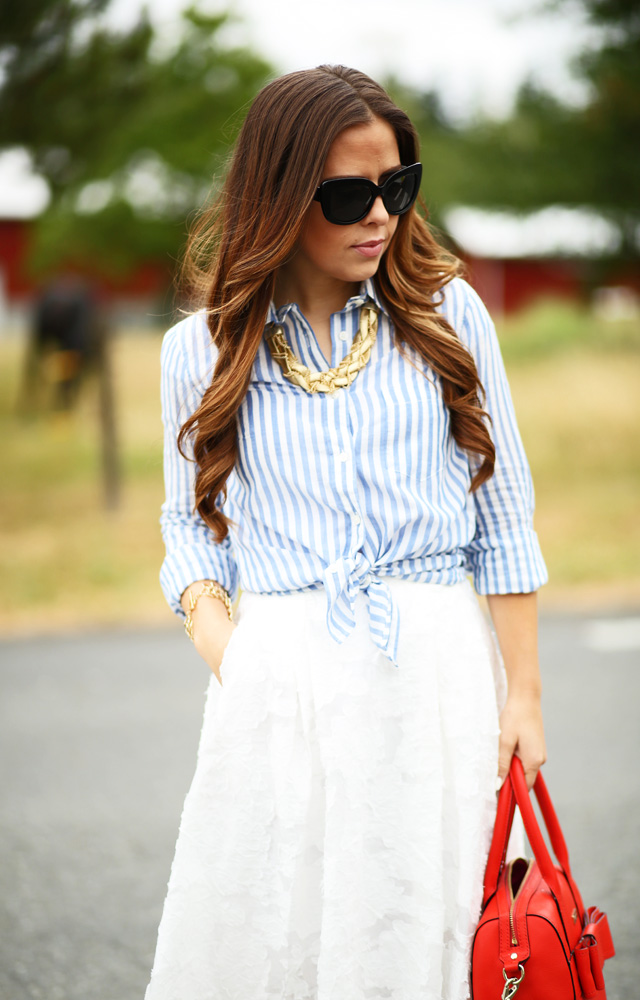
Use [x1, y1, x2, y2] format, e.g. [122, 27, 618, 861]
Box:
[145, 65, 547, 1000]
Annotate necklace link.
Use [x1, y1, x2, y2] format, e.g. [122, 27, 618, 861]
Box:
[266, 306, 378, 394]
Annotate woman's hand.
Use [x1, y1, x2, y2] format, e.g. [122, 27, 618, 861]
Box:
[181, 581, 237, 686]
[194, 617, 237, 687]
[487, 591, 547, 791]
[498, 691, 547, 791]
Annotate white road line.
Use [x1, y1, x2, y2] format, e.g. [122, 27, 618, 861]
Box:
[582, 618, 640, 653]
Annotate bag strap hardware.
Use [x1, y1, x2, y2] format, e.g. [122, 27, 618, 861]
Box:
[501, 964, 525, 1000]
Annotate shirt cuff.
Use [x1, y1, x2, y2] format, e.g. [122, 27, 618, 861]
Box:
[464, 528, 548, 595]
[160, 542, 239, 618]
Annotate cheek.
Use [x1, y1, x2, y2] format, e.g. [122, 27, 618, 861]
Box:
[299, 208, 345, 263]
[387, 216, 400, 243]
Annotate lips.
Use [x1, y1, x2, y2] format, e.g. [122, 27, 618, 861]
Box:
[352, 239, 385, 258]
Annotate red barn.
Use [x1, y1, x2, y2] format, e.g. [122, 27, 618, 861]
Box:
[2, 202, 638, 326]
[445, 206, 640, 317]
[0, 217, 171, 326]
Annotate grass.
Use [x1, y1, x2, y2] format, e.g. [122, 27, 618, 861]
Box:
[506, 353, 640, 604]
[495, 299, 640, 608]
[1, 300, 639, 636]
[497, 298, 640, 362]
[0, 330, 167, 634]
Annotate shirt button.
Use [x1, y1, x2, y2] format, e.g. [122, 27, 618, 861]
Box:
[352, 513, 362, 524]
[338, 329, 348, 341]
[338, 451, 348, 462]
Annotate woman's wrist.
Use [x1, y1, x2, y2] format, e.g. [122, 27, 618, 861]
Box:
[180, 582, 237, 678]
[505, 680, 542, 701]
[181, 580, 233, 642]
[193, 598, 236, 655]
[180, 580, 207, 615]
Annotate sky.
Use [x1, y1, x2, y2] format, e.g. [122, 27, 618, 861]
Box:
[2, 0, 600, 218]
[107, 0, 599, 120]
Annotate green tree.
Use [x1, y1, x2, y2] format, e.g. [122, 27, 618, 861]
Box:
[0, 2, 274, 277]
[449, 0, 640, 258]
[384, 77, 472, 231]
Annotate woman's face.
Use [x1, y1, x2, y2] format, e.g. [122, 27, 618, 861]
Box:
[292, 116, 402, 292]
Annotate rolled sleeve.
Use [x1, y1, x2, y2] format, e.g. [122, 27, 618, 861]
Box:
[457, 282, 548, 594]
[159, 316, 239, 618]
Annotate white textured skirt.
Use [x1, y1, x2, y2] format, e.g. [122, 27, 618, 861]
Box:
[145, 578, 510, 1000]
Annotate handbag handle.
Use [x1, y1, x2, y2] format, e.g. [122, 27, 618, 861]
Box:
[483, 757, 582, 910]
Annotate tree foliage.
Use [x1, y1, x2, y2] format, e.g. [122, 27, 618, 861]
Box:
[449, 0, 640, 257]
[0, 1, 274, 276]
[383, 77, 470, 231]
[2, 0, 637, 278]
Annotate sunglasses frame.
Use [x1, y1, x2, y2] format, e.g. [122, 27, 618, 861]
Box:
[313, 162, 422, 225]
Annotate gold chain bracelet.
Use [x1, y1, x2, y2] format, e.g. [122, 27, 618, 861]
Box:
[184, 581, 233, 641]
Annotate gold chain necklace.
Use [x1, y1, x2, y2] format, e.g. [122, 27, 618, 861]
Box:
[265, 306, 378, 394]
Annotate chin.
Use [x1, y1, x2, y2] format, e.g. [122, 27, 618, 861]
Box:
[336, 258, 383, 284]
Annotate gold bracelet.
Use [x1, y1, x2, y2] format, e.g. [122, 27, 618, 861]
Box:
[184, 581, 233, 641]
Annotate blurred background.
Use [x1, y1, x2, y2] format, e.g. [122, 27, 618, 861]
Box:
[1, 0, 639, 635]
[1, 4, 638, 998]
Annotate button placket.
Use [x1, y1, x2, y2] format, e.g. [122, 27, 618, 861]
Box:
[325, 390, 351, 501]
[343, 392, 365, 539]
[291, 308, 330, 371]
[330, 312, 349, 366]
[326, 388, 364, 555]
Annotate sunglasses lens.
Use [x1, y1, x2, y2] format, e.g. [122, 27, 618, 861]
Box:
[324, 180, 373, 224]
[384, 171, 419, 214]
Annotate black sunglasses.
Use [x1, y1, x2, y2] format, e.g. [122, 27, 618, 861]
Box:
[313, 162, 422, 225]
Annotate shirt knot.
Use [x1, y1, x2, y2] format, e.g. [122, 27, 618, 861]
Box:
[321, 555, 401, 667]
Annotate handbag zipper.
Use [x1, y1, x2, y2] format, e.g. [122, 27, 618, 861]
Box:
[508, 859, 534, 945]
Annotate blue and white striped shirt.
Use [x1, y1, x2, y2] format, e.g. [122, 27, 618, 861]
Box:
[160, 276, 547, 667]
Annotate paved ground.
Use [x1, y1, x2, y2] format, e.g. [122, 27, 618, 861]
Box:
[0, 613, 638, 999]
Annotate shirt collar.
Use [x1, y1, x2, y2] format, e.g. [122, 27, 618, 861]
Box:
[266, 277, 387, 326]
[347, 276, 386, 313]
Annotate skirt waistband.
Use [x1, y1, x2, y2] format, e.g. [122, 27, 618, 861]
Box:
[236, 578, 480, 665]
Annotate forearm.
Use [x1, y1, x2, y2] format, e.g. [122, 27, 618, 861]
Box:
[486, 591, 546, 788]
[486, 592, 541, 698]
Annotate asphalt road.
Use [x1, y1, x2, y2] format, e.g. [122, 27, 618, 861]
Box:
[0, 613, 638, 1000]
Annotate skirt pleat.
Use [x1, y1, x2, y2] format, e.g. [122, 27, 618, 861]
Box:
[145, 579, 509, 1000]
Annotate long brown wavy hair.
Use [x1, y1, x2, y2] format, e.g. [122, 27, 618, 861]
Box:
[179, 65, 495, 543]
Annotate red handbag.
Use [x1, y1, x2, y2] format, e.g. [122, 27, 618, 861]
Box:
[470, 756, 615, 999]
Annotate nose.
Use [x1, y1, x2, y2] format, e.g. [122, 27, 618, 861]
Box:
[364, 194, 390, 225]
